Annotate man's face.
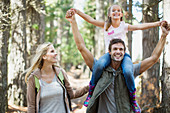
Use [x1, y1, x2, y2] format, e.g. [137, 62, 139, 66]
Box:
[109, 43, 125, 62]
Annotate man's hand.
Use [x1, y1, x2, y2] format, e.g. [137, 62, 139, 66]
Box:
[65, 9, 76, 23]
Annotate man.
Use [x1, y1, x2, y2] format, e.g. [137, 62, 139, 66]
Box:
[66, 11, 169, 113]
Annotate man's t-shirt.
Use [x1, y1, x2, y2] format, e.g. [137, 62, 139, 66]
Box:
[92, 59, 141, 113]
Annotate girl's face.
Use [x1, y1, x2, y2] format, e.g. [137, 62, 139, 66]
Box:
[109, 5, 123, 20]
[43, 45, 58, 64]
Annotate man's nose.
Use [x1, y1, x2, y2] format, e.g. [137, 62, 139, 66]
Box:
[116, 49, 121, 53]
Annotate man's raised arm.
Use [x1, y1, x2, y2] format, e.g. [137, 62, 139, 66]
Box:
[66, 10, 94, 69]
[140, 22, 170, 73]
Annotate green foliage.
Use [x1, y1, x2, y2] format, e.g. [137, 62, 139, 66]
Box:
[45, 0, 85, 66]
[32, 24, 39, 30]
[61, 35, 84, 65]
[80, 0, 96, 52]
[45, 0, 73, 42]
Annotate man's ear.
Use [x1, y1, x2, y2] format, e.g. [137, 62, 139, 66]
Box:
[108, 50, 111, 55]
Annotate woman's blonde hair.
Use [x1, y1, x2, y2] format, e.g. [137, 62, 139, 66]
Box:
[25, 42, 52, 83]
[105, 4, 123, 31]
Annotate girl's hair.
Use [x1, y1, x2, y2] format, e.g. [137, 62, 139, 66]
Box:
[25, 42, 52, 83]
[105, 4, 123, 31]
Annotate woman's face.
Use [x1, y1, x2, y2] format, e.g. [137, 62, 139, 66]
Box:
[43, 45, 58, 64]
[109, 5, 123, 20]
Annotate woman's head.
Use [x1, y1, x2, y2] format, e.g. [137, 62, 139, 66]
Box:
[25, 42, 54, 82]
[105, 4, 123, 31]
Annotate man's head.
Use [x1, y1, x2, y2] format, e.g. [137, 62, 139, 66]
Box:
[108, 39, 126, 62]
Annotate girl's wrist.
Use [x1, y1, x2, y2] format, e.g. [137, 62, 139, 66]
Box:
[156, 21, 161, 26]
[76, 9, 79, 14]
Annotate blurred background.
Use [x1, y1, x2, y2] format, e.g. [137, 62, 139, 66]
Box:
[0, 0, 170, 113]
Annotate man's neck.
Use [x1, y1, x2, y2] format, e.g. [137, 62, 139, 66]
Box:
[110, 60, 121, 70]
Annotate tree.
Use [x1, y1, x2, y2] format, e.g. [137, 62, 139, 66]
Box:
[0, 0, 10, 112]
[141, 0, 160, 112]
[8, 0, 45, 106]
[94, 0, 105, 58]
[118, 0, 133, 56]
[8, 0, 27, 106]
[160, 0, 170, 112]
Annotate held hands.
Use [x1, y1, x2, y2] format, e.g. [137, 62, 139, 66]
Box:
[161, 21, 170, 36]
[65, 9, 76, 23]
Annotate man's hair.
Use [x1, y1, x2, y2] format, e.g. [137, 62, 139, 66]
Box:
[108, 39, 126, 51]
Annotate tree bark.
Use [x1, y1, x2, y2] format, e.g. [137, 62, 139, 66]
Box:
[0, 0, 10, 112]
[141, 0, 160, 112]
[118, 0, 133, 56]
[8, 0, 27, 106]
[160, 0, 170, 112]
[8, 0, 45, 107]
[95, 0, 105, 58]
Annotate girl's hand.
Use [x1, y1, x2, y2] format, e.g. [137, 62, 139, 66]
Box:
[161, 22, 170, 37]
[65, 10, 76, 23]
[160, 20, 167, 26]
[70, 8, 78, 14]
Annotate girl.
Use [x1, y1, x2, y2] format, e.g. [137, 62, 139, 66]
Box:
[25, 42, 89, 113]
[68, 4, 162, 113]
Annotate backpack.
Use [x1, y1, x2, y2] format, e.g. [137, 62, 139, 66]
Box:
[34, 70, 72, 111]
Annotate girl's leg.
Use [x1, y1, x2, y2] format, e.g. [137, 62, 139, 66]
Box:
[121, 53, 135, 92]
[84, 52, 111, 107]
[91, 52, 111, 85]
[121, 53, 141, 113]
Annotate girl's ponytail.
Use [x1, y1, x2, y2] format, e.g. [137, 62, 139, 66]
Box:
[105, 6, 112, 31]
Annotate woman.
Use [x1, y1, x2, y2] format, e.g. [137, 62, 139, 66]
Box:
[25, 42, 89, 113]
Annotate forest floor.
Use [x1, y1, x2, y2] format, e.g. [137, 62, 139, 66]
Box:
[7, 66, 90, 113]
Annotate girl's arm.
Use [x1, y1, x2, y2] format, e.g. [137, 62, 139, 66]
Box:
[128, 21, 162, 31]
[71, 8, 105, 28]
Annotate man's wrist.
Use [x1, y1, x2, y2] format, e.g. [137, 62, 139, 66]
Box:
[71, 19, 76, 24]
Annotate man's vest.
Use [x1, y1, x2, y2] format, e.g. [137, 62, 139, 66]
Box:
[87, 66, 133, 113]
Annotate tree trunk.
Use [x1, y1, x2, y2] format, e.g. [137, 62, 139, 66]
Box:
[56, 18, 62, 66]
[118, 0, 133, 56]
[0, 1, 10, 112]
[141, 0, 160, 112]
[95, 0, 105, 58]
[8, 0, 45, 107]
[27, 0, 45, 58]
[127, 0, 133, 57]
[160, 0, 170, 112]
[8, 0, 27, 106]
[108, 0, 114, 5]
